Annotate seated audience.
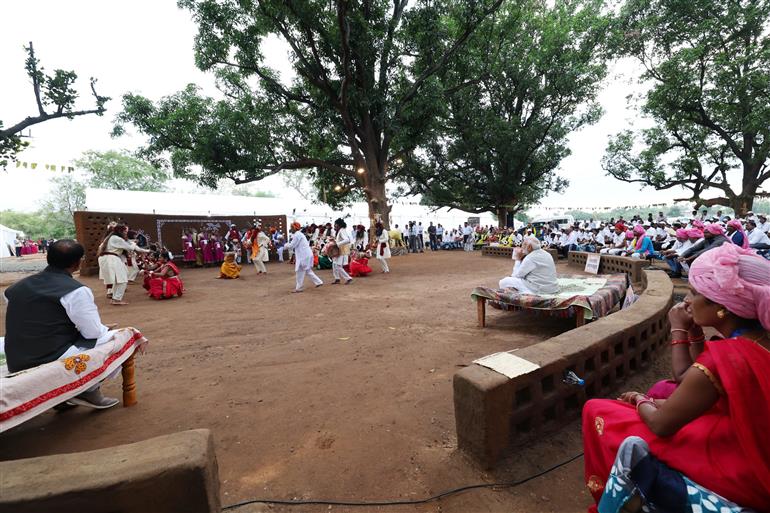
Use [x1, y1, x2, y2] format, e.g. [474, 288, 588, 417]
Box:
[498, 237, 558, 294]
[661, 229, 692, 278]
[747, 220, 770, 250]
[677, 223, 729, 267]
[146, 253, 184, 299]
[624, 225, 654, 259]
[3, 240, 124, 408]
[582, 243, 770, 512]
[726, 219, 749, 248]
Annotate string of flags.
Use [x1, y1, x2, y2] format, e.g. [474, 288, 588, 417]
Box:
[13, 161, 74, 172]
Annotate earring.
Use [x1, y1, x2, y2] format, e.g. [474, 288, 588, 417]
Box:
[717, 309, 727, 319]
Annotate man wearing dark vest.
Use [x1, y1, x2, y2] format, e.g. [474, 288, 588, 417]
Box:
[4, 239, 119, 409]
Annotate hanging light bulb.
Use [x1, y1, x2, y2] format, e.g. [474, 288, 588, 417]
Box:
[395, 158, 403, 165]
[357, 167, 365, 174]
[334, 185, 342, 192]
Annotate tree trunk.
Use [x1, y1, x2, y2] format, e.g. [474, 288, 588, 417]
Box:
[365, 175, 391, 229]
[731, 195, 754, 218]
[496, 206, 508, 229]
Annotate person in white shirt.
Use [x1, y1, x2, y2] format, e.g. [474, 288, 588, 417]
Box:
[660, 229, 692, 277]
[747, 220, 770, 249]
[416, 222, 425, 252]
[758, 214, 770, 234]
[557, 226, 579, 258]
[332, 218, 354, 284]
[97, 224, 150, 305]
[287, 224, 323, 292]
[462, 223, 473, 251]
[498, 237, 559, 294]
[4, 240, 130, 409]
[374, 222, 391, 273]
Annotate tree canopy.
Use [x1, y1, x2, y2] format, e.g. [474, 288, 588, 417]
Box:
[408, 0, 608, 226]
[75, 150, 169, 191]
[602, 0, 770, 215]
[113, 0, 504, 226]
[0, 42, 109, 167]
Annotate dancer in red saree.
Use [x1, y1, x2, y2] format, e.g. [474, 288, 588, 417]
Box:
[582, 243, 770, 513]
[146, 253, 184, 300]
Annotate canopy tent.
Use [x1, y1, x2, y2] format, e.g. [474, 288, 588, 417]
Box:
[0, 224, 24, 258]
[84, 189, 513, 230]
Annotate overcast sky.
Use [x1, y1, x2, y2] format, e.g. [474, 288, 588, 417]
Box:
[1, 0, 687, 213]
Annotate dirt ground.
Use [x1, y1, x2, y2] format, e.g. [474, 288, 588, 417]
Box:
[0, 251, 672, 513]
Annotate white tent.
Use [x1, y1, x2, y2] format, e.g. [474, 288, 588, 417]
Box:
[0, 224, 24, 258]
[84, 188, 509, 229]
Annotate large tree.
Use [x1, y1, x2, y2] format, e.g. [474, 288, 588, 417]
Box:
[602, 0, 770, 215]
[75, 150, 170, 191]
[407, 0, 608, 227]
[113, 0, 502, 226]
[0, 42, 109, 167]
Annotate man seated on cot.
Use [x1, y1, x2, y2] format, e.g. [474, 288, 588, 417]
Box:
[3, 240, 125, 409]
[499, 236, 559, 294]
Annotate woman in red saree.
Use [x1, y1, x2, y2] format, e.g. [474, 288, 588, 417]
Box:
[147, 253, 184, 300]
[583, 243, 770, 513]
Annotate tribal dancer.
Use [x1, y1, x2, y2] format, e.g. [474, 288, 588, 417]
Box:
[287, 223, 322, 292]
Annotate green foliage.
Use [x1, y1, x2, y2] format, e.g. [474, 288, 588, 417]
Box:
[409, 0, 608, 222]
[1, 42, 108, 167]
[603, 0, 770, 214]
[113, 0, 503, 221]
[75, 150, 169, 191]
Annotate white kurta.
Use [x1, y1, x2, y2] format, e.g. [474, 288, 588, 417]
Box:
[335, 228, 351, 264]
[98, 235, 140, 285]
[376, 230, 391, 259]
[288, 231, 313, 271]
[256, 231, 271, 262]
[499, 249, 559, 294]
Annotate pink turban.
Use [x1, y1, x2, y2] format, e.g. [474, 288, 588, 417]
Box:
[727, 220, 749, 249]
[625, 230, 634, 239]
[704, 223, 724, 236]
[690, 243, 770, 330]
[633, 225, 645, 236]
[692, 220, 705, 229]
[675, 228, 688, 239]
[687, 228, 704, 238]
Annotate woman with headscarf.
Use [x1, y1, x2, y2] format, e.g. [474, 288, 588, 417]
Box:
[582, 243, 770, 513]
[146, 252, 184, 299]
[374, 221, 391, 273]
[332, 218, 353, 285]
[726, 219, 749, 249]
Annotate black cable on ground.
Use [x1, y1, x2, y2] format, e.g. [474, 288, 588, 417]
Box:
[222, 452, 584, 510]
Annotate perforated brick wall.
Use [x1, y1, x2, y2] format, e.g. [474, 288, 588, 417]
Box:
[568, 251, 647, 285]
[453, 269, 673, 468]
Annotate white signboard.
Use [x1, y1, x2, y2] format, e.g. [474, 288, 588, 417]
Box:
[584, 254, 601, 274]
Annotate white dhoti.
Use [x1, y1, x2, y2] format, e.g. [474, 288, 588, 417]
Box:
[332, 255, 352, 282]
[295, 258, 322, 291]
[498, 276, 534, 294]
[98, 254, 128, 300]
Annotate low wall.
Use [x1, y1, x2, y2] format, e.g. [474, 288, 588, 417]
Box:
[454, 270, 673, 468]
[74, 211, 287, 276]
[568, 251, 647, 285]
[0, 429, 220, 513]
[481, 245, 558, 262]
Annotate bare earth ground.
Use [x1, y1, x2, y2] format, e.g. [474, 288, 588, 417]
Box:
[0, 251, 671, 513]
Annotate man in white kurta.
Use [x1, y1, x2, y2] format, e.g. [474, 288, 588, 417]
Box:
[287, 227, 323, 292]
[375, 223, 391, 273]
[98, 228, 149, 305]
[498, 237, 559, 294]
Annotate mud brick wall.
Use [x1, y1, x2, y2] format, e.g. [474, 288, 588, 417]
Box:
[481, 245, 558, 263]
[453, 270, 673, 468]
[74, 211, 287, 276]
[568, 251, 647, 285]
[0, 430, 220, 513]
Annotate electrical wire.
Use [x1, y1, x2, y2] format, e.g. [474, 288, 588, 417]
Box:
[222, 452, 584, 510]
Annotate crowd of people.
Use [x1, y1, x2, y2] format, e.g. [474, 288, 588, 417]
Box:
[10, 237, 52, 257]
